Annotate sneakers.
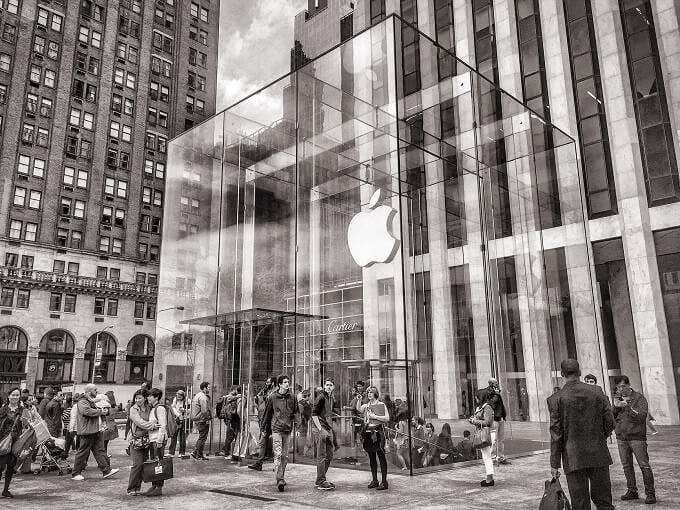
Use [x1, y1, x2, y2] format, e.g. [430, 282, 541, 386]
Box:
[277, 480, 285, 492]
[247, 463, 262, 471]
[191, 452, 209, 461]
[71, 474, 85, 481]
[621, 491, 640, 501]
[376, 482, 388, 491]
[367, 480, 379, 489]
[480, 479, 495, 487]
[1, 490, 13, 498]
[498, 458, 511, 465]
[645, 494, 657, 505]
[316, 481, 335, 491]
[103, 468, 119, 479]
[127, 489, 141, 496]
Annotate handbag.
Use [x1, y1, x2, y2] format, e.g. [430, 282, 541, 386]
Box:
[0, 434, 12, 456]
[12, 427, 36, 457]
[539, 477, 572, 510]
[142, 455, 174, 483]
[472, 426, 492, 449]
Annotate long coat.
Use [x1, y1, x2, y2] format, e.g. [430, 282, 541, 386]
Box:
[548, 380, 615, 474]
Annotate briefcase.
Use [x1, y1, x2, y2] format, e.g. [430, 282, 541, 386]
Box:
[142, 456, 174, 483]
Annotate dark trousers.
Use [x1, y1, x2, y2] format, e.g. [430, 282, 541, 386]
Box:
[222, 419, 238, 455]
[64, 431, 77, 456]
[315, 429, 334, 485]
[565, 466, 614, 510]
[0, 454, 16, 492]
[367, 449, 387, 484]
[169, 424, 186, 455]
[193, 422, 209, 457]
[73, 432, 110, 476]
[252, 429, 270, 465]
[127, 445, 149, 492]
[618, 439, 655, 496]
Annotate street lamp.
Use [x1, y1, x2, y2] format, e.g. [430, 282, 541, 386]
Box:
[92, 325, 114, 384]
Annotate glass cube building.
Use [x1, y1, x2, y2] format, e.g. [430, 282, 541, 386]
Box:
[155, 15, 603, 473]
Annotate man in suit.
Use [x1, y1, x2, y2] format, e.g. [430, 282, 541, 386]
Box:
[548, 359, 615, 510]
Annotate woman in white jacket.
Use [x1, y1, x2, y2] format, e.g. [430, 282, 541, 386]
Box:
[145, 388, 167, 497]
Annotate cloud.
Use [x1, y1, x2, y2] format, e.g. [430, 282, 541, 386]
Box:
[217, 0, 307, 112]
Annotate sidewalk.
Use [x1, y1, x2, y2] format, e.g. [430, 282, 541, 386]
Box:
[8, 427, 680, 509]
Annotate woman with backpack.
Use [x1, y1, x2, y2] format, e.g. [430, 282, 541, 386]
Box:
[144, 388, 169, 497]
[168, 390, 188, 459]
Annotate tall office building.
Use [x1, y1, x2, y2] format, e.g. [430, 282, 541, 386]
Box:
[287, 0, 680, 423]
[0, 0, 219, 396]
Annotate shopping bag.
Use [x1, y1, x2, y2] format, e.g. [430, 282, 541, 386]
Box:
[0, 434, 11, 456]
[31, 418, 51, 444]
[539, 477, 572, 510]
[142, 456, 174, 483]
[12, 427, 36, 457]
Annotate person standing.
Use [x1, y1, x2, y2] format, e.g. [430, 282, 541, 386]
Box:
[45, 391, 63, 438]
[102, 391, 119, 457]
[312, 378, 337, 490]
[357, 386, 389, 490]
[65, 393, 80, 457]
[469, 392, 495, 486]
[481, 378, 509, 464]
[548, 359, 615, 510]
[71, 384, 119, 481]
[190, 382, 212, 461]
[348, 381, 365, 460]
[262, 375, 299, 492]
[0, 388, 25, 498]
[168, 390, 188, 459]
[127, 389, 158, 496]
[216, 386, 241, 458]
[37, 388, 53, 419]
[613, 375, 656, 504]
[144, 388, 168, 497]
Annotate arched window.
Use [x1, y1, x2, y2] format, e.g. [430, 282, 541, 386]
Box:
[0, 326, 28, 393]
[125, 335, 154, 383]
[83, 332, 117, 383]
[37, 330, 75, 392]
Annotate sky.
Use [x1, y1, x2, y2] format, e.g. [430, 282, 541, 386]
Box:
[217, 0, 308, 123]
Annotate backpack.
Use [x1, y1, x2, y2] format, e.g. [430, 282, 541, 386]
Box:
[155, 405, 178, 438]
[219, 396, 238, 419]
[539, 478, 572, 510]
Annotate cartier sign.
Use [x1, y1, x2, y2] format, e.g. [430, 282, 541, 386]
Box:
[326, 319, 361, 334]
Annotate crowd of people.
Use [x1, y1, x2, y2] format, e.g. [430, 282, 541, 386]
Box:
[0, 362, 661, 504]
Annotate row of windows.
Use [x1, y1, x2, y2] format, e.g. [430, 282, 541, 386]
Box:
[190, 2, 209, 23]
[20, 123, 50, 146]
[8, 220, 37, 241]
[80, 0, 105, 23]
[12, 187, 42, 209]
[26, 93, 53, 117]
[0, 288, 30, 309]
[118, 14, 140, 39]
[2, 22, 17, 44]
[0, 0, 19, 14]
[3, 253, 33, 269]
[188, 48, 208, 68]
[189, 26, 208, 45]
[37, 8, 63, 33]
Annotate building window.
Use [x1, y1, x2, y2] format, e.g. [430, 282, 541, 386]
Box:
[109, 268, 120, 280]
[84, 332, 116, 383]
[20, 255, 33, 269]
[619, 0, 680, 205]
[49, 292, 62, 312]
[0, 53, 11, 73]
[94, 297, 105, 315]
[340, 14, 353, 42]
[125, 335, 154, 383]
[99, 236, 109, 253]
[134, 300, 144, 318]
[64, 294, 77, 313]
[107, 298, 118, 316]
[13, 187, 25, 206]
[16, 289, 30, 309]
[0, 288, 14, 307]
[370, 0, 386, 24]
[24, 223, 37, 241]
[434, 0, 455, 80]
[401, 0, 421, 95]
[29, 190, 41, 209]
[8, 220, 21, 239]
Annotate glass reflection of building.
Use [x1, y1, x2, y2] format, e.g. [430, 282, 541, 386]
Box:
[155, 5, 680, 474]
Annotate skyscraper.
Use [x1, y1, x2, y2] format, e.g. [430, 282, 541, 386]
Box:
[0, 0, 219, 395]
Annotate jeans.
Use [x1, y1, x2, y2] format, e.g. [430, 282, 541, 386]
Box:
[169, 423, 186, 455]
[73, 432, 110, 476]
[252, 430, 270, 465]
[272, 432, 291, 483]
[0, 454, 16, 492]
[565, 466, 614, 510]
[127, 445, 149, 492]
[315, 429, 334, 485]
[367, 449, 387, 484]
[193, 422, 209, 457]
[222, 420, 237, 455]
[617, 439, 655, 496]
[493, 420, 506, 459]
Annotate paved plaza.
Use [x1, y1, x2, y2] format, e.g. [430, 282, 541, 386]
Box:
[5, 427, 679, 509]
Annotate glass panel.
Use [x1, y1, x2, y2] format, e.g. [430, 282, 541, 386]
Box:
[157, 15, 599, 474]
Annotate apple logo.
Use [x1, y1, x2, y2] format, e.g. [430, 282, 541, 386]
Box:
[347, 189, 400, 267]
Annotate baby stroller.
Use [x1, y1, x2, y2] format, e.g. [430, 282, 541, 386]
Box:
[20, 418, 72, 476]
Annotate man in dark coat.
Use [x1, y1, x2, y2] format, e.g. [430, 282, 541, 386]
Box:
[44, 390, 63, 437]
[548, 359, 615, 510]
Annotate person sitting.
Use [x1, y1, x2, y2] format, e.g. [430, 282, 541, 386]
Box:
[457, 430, 476, 461]
[434, 423, 457, 465]
[420, 423, 436, 467]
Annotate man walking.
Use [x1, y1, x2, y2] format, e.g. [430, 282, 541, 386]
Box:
[248, 376, 278, 471]
[262, 375, 299, 492]
[613, 375, 656, 504]
[548, 359, 615, 510]
[190, 381, 212, 460]
[71, 384, 119, 481]
[313, 379, 337, 491]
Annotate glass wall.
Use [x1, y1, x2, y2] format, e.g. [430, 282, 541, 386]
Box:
[156, 15, 601, 474]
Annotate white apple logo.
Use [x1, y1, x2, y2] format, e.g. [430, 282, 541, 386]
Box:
[347, 189, 400, 267]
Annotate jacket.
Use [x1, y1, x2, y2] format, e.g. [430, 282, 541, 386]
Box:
[45, 398, 63, 437]
[481, 387, 507, 421]
[0, 403, 24, 444]
[613, 389, 648, 441]
[263, 390, 299, 434]
[129, 403, 155, 437]
[548, 380, 615, 474]
[149, 404, 167, 444]
[76, 394, 108, 435]
[191, 391, 211, 423]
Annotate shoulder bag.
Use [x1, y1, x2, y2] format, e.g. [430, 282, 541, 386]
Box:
[472, 405, 492, 449]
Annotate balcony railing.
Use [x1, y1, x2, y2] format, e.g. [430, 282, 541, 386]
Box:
[0, 266, 157, 299]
